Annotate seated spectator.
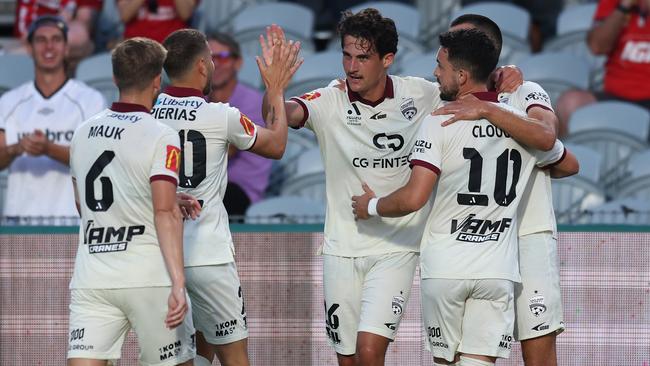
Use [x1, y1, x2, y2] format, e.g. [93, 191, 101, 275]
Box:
[117, 0, 198, 43]
[207, 32, 271, 221]
[13, 0, 102, 74]
[0, 16, 105, 225]
[556, 0, 650, 137]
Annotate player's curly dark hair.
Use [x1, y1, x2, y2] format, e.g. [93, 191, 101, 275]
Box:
[439, 29, 499, 83]
[337, 8, 398, 57]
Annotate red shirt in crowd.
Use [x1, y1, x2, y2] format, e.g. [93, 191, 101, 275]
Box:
[14, 0, 103, 38]
[123, 0, 194, 43]
[595, 0, 650, 101]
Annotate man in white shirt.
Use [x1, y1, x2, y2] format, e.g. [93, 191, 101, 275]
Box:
[352, 29, 578, 366]
[157, 28, 301, 366]
[68, 37, 194, 366]
[0, 15, 105, 225]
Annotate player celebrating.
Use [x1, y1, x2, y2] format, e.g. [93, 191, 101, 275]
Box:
[352, 29, 578, 366]
[156, 29, 301, 366]
[67, 37, 194, 366]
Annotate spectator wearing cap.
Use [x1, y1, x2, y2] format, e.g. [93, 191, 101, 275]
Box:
[207, 32, 271, 221]
[0, 15, 105, 225]
[117, 0, 198, 43]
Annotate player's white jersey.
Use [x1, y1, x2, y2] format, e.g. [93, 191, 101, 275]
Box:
[499, 81, 558, 236]
[69, 102, 181, 289]
[153, 87, 257, 267]
[0, 79, 105, 220]
[291, 76, 442, 257]
[411, 92, 566, 281]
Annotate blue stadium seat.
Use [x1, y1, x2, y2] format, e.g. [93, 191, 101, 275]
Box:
[0, 54, 34, 96]
[285, 51, 342, 98]
[398, 51, 437, 82]
[245, 195, 325, 223]
[76, 52, 118, 104]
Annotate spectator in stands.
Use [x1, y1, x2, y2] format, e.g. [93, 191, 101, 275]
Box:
[13, 0, 101, 74]
[207, 32, 271, 221]
[117, 0, 198, 43]
[556, 0, 650, 137]
[0, 16, 105, 225]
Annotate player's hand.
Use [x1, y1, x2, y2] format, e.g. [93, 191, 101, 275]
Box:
[490, 65, 523, 93]
[433, 94, 489, 126]
[351, 182, 376, 220]
[176, 192, 201, 220]
[257, 35, 303, 93]
[20, 129, 49, 156]
[259, 24, 287, 66]
[165, 285, 188, 329]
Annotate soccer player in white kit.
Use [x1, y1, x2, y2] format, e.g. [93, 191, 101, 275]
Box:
[0, 15, 104, 224]
[352, 29, 579, 366]
[260, 10, 525, 366]
[437, 15, 568, 366]
[67, 37, 195, 366]
[155, 29, 302, 366]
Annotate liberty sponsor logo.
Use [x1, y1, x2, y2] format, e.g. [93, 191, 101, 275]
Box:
[152, 96, 203, 121]
[400, 98, 417, 120]
[373, 133, 404, 152]
[529, 293, 547, 317]
[450, 214, 512, 243]
[621, 41, 650, 63]
[83, 220, 145, 254]
[499, 334, 513, 349]
[159, 340, 182, 361]
[155, 96, 204, 109]
[524, 91, 550, 104]
[325, 302, 341, 344]
[107, 112, 142, 123]
[346, 103, 362, 125]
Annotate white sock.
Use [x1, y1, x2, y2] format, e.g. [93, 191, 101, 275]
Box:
[194, 355, 212, 366]
[459, 355, 494, 366]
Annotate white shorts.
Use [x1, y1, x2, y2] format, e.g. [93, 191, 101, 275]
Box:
[67, 287, 196, 366]
[421, 278, 515, 362]
[322, 251, 418, 355]
[514, 232, 565, 341]
[185, 263, 248, 345]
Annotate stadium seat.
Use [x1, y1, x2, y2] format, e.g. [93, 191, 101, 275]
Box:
[543, 3, 605, 90]
[567, 101, 650, 189]
[613, 149, 650, 203]
[452, 2, 531, 65]
[582, 198, 650, 225]
[398, 51, 437, 82]
[238, 54, 262, 90]
[231, 2, 315, 56]
[565, 142, 601, 182]
[0, 54, 34, 95]
[245, 195, 325, 223]
[76, 52, 118, 104]
[517, 52, 591, 105]
[285, 51, 342, 98]
[279, 146, 325, 202]
[0, 170, 6, 217]
[267, 129, 318, 195]
[416, 0, 460, 48]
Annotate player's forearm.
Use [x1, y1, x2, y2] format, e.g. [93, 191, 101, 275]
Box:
[263, 91, 303, 129]
[483, 103, 556, 151]
[550, 150, 579, 178]
[45, 143, 71, 166]
[173, 0, 196, 21]
[377, 187, 423, 218]
[262, 90, 289, 158]
[154, 208, 186, 287]
[588, 11, 629, 55]
[0, 143, 22, 169]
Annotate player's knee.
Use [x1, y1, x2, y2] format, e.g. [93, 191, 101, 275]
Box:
[356, 344, 385, 365]
[194, 355, 212, 366]
[458, 355, 495, 366]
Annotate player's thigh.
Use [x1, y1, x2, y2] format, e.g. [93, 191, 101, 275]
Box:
[67, 289, 130, 362]
[322, 254, 363, 355]
[461, 279, 515, 359]
[185, 263, 248, 346]
[122, 287, 196, 366]
[358, 251, 418, 340]
[514, 232, 565, 341]
[421, 278, 470, 363]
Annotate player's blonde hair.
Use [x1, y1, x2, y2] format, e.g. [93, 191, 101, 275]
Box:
[112, 37, 167, 92]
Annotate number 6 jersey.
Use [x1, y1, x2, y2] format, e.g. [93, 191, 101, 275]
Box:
[410, 92, 566, 282]
[69, 102, 181, 289]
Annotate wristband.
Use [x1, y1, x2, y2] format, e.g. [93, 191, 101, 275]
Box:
[368, 197, 379, 216]
[616, 3, 632, 14]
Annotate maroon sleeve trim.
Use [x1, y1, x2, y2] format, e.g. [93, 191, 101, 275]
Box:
[410, 159, 441, 175]
[541, 147, 567, 169]
[526, 103, 553, 113]
[150, 174, 178, 186]
[244, 133, 259, 151]
[289, 97, 309, 128]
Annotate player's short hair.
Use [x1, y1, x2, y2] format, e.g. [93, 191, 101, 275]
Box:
[112, 37, 166, 92]
[206, 32, 241, 59]
[27, 15, 68, 43]
[163, 29, 209, 81]
[439, 29, 499, 83]
[337, 8, 398, 57]
[450, 14, 503, 55]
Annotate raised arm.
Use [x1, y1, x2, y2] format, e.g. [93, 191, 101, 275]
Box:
[587, 0, 637, 55]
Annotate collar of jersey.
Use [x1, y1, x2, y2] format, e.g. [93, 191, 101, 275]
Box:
[472, 91, 498, 102]
[163, 86, 204, 98]
[110, 102, 150, 114]
[346, 75, 394, 107]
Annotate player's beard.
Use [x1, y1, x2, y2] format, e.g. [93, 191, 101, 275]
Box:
[203, 69, 212, 95]
[439, 80, 460, 101]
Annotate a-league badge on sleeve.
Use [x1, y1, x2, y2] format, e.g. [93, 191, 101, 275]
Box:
[165, 145, 181, 173]
[239, 114, 256, 137]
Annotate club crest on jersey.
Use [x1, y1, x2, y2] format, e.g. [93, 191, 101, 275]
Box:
[165, 145, 181, 173]
[300, 91, 321, 101]
[529, 294, 547, 317]
[392, 295, 405, 316]
[239, 114, 255, 137]
[400, 98, 417, 120]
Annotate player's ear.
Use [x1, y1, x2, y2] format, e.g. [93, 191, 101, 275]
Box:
[382, 53, 395, 69]
[153, 73, 162, 93]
